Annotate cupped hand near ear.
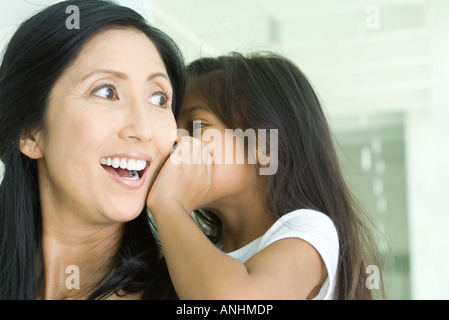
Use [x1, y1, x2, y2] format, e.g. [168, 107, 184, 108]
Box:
[146, 136, 213, 215]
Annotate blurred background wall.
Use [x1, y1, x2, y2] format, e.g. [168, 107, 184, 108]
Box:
[1, 0, 448, 299]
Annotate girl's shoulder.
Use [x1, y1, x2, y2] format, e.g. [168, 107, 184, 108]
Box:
[264, 209, 340, 299]
[227, 208, 340, 299]
[260, 208, 339, 255]
[228, 208, 339, 262]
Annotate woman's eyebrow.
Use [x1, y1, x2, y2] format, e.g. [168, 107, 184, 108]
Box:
[80, 69, 169, 82]
[81, 69, 127, 82]
[147, 72, 170, 82]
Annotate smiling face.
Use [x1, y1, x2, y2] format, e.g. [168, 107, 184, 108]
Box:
[29, 28, 177, 224]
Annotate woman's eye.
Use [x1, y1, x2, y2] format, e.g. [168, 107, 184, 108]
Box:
[92, 85, 118, 100]
[149, 92, 169, 108]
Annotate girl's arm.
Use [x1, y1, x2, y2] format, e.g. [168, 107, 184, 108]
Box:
[147, 138, 326, 299]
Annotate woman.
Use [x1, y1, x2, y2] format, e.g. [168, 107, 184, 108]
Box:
[0, 0, 185, 299]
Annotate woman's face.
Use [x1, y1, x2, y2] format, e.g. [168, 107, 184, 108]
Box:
[33, 28, 176, 223]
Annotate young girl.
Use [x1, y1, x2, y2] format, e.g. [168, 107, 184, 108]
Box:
[147, 52, 384, 299]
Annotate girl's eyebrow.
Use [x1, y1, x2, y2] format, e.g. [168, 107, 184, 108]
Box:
[186, 105, 207, 114]
[80, 69, 169, 83]
[179, 105, 211, 120]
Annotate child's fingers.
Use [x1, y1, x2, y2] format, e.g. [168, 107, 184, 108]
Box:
[169, 136, 191, 165]
[147, 136, 214, 214]
[170, 136, 212, 166]
[201, 141, 214, 166]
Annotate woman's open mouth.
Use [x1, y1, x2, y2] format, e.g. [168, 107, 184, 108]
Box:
[100, 154, 151, 188]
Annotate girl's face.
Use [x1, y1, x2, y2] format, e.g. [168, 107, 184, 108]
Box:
[177, 93, 258, 210]
[29, 28, 176, 223]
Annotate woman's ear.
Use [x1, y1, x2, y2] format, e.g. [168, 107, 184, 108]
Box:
[19, 130, 44, 159]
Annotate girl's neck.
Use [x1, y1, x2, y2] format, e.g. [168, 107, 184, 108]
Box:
[207, 194, 277, 253]
[221, 212, 277, 253]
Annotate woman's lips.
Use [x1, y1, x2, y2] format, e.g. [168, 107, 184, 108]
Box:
[100, 153, 152, 189]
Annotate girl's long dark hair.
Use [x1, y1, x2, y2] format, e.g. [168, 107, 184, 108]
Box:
[185, 52, 385, 300]
[0, 0, 185, 299]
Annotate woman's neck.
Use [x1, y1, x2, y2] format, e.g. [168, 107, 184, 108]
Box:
[38, 214, 124, 299]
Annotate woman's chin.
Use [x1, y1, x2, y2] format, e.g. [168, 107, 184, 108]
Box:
[104, 200, 146, 223]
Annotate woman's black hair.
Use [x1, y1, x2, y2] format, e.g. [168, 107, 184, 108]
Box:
[0, 0, 185, 299]
[185, 52, 385, 299]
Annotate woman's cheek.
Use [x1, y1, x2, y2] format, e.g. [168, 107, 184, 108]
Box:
[156, 119, 177, 158]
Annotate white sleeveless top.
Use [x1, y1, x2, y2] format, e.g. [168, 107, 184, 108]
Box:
[225, 209, 339, 300]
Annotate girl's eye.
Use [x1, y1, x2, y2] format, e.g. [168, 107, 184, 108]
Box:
[192, 120, 206, 129]
[190, 120, 206, 135]
[92, 85, 118, 100]
[149, 92, 169, 108]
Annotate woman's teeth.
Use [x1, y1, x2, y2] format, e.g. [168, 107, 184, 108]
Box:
[100, 157, 147, 181]
[100, 157, 147, 171]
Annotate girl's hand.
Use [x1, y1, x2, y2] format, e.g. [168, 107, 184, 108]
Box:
[147, 136, 213, 215]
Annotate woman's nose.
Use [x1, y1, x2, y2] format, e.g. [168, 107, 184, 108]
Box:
[118, 100, 153, 143]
